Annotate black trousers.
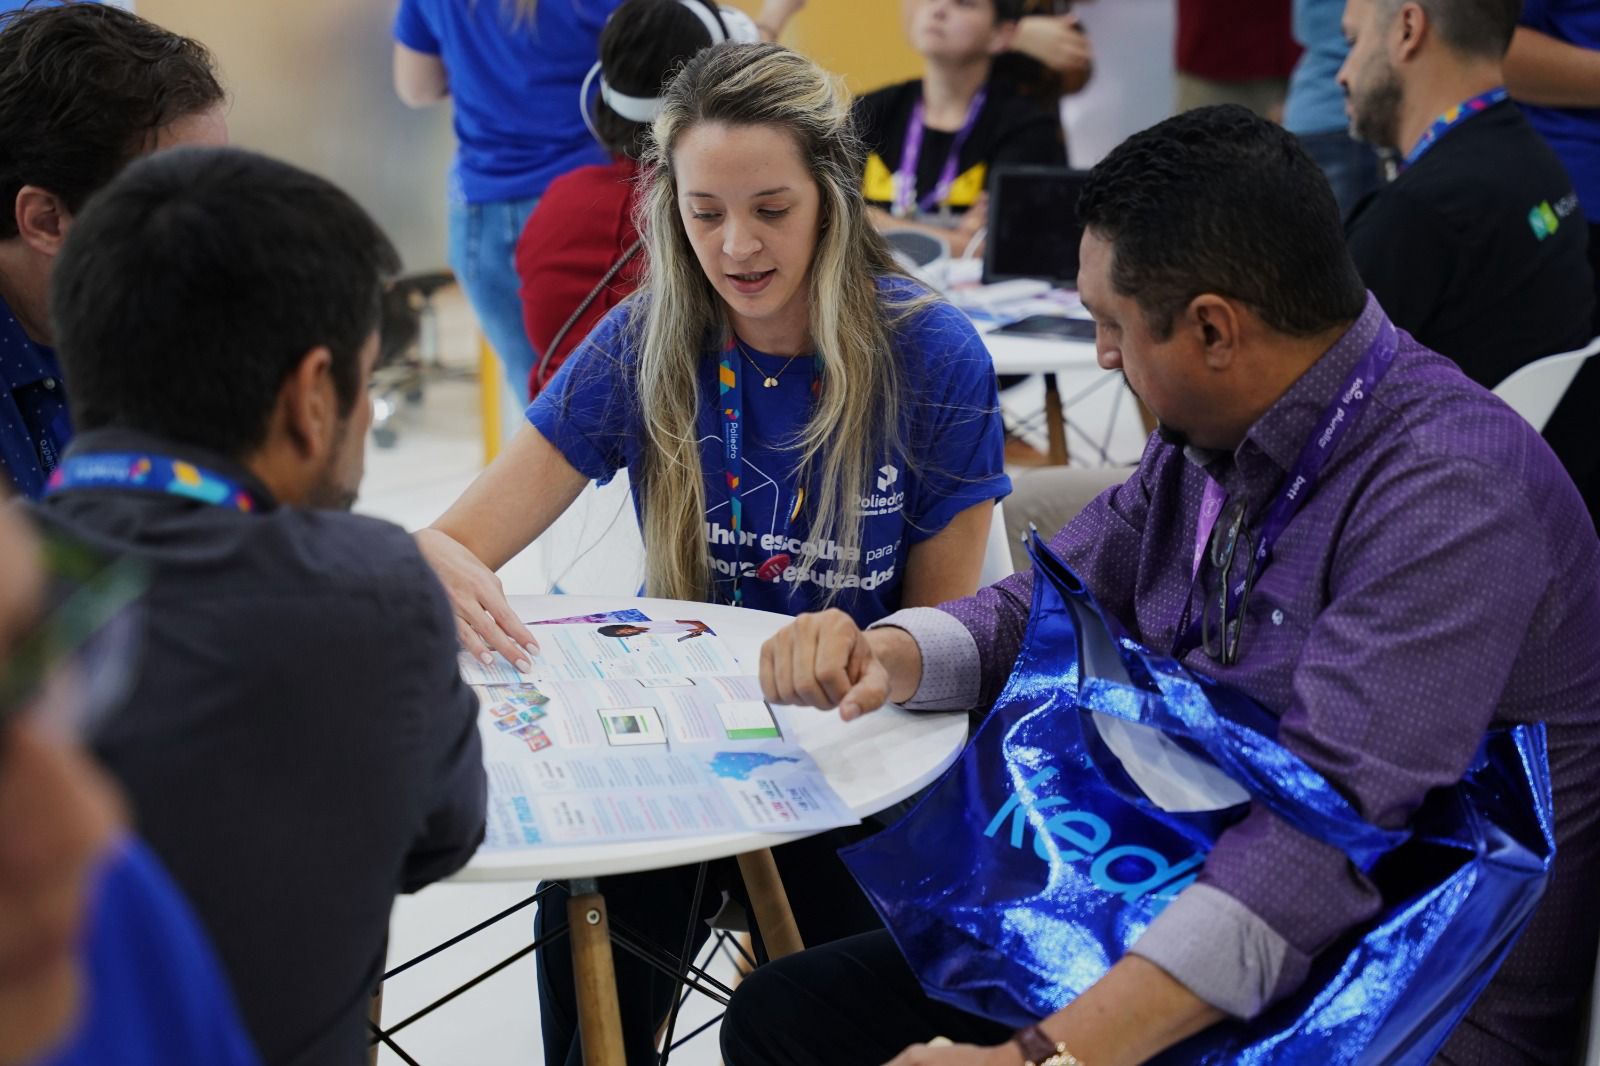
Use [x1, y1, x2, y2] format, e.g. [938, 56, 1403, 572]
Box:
[535, 825, 884, 1066]
[719, 929, 1011, 1066]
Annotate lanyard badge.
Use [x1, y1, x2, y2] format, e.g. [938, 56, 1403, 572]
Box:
[46, 452, 259, 513]
[717, 337, 821, 607]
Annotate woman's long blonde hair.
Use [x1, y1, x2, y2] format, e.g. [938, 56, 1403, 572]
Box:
[630, 42, 928, 603]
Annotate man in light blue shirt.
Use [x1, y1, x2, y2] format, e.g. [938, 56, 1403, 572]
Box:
[1284, 0, 1381, 215]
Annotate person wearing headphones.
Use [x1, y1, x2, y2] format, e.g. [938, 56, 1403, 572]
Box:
[392, 0, 803, 402]
[515, 0, 803, 398]
[418, 41, 1011, 1064]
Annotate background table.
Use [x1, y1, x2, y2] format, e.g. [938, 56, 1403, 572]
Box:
[454, 594, 970, 1066]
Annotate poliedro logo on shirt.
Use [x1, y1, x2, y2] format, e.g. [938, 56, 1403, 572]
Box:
[862, 465, 906, 518]
[1528, 193, 1580, 241]
[984, 767, 1204, 913]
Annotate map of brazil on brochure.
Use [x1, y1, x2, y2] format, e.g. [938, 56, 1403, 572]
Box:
[460, 610, 859, 849]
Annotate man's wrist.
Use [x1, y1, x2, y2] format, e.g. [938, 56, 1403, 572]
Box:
[866, 625, 922, 704]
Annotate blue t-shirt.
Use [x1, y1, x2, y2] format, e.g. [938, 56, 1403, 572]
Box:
[528, 278, 1011, 626]
[1518, 0, 1600, 224]
[0, 292, 72, 500]
[1285, 0, 1350, 135]
[36, 837, 259, 1066]
[392, 0, 621, 203]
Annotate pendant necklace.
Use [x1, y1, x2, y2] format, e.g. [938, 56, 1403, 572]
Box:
[736, 339, 805, 388]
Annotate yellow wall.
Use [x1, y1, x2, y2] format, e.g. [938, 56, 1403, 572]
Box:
[727, 0, 921, 95]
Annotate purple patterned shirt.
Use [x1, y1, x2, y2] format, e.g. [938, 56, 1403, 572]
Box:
[882, 296, 1600, 1063]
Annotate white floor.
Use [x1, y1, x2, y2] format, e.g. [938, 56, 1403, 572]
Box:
[352, 287, 1146, 1065]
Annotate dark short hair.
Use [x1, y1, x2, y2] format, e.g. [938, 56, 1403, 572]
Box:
[0, 2, 223, 239]
[994, 0, 1025, 22]
[1078, 104, 1367, 340]
[1389, 0, 1522, 59]
[51, 146, 401, 458]
[594, 0, 716, 160]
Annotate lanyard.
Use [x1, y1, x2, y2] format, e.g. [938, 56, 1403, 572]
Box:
[45, 452, 259, 513]
[893, 88, 987, 219]
[1172, 318, 1399, 657]
[1402, 87, 1507, 170]
[717, 337, 820, 607]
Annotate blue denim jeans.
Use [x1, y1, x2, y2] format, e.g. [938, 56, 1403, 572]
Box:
[1297, 128, 1382, 220]
[447, 194, 540, 403]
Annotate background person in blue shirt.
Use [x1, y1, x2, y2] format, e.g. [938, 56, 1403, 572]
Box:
[417, 42, 1009, 1064]
[0, 503, 257, 1066]
[1284, 0, 1381, 216]
[0, 2, 226, 500]
[391, 0, 807, 402]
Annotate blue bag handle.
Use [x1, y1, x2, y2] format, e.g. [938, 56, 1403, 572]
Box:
[1022, 529, 1409, 869]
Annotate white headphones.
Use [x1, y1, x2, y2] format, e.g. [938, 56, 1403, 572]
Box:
[580, 0, 761, 141]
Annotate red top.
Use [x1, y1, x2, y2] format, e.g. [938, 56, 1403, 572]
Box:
[1175, 0, 1301, 83]
[515, 157, 645, 398]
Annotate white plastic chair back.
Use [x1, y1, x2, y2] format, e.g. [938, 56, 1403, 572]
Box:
[981, 500, 1015, 585]
[1491, 335, 1600, 432]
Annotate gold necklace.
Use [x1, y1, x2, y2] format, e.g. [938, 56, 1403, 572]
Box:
[736, 340, 804, 388]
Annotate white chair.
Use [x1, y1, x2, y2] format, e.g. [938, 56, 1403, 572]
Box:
[1491, 334, 1600, 432]
[981, 499, 1016, 585]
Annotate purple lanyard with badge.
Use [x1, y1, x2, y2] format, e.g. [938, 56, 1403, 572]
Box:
[1402, 86, 1507, 170]
[892, 89, 987, 219]
[1173, 318, 1399, 662]
[716, 337, 821, 607]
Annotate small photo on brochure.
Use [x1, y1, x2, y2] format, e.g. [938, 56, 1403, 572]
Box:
[599, 705, 667, 747]
[473, 683, 550, 719]
[596, 619, 715, 643]
[716, 699, 781, 741]
[517, 723, 553, 752]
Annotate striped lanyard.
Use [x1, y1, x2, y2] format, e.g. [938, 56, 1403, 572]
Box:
[1402, 87, 1507, 170]
[45, 452, 258, 512]
[717, 336, 821, 606]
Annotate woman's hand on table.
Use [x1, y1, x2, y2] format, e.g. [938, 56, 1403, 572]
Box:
[758, 609, 923, 720]
[415, 527, 540, 672]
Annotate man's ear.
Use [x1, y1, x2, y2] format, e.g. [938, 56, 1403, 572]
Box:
[989, 20, 1021, 56]
[274, 347, 339, 461]
[1392, 1, 1428, 64]
[1186, 294, 1241, 371]
[14, 187, 72, 258]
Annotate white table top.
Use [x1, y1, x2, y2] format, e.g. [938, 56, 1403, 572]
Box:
[454, 595, 969, 883]
[978, 320, 1102, 376]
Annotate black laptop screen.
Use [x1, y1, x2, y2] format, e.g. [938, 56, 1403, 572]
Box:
[982, 165, 1090, 286]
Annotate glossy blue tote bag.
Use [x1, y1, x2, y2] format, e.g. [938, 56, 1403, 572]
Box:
[841, 531, 1554, 1064]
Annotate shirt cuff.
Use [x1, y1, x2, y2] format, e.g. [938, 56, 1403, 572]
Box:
[1127, 883, 1308, 1019]
[868, 607, 981, 711]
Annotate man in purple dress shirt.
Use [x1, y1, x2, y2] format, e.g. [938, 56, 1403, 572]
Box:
[723, 105, 1600, 1066]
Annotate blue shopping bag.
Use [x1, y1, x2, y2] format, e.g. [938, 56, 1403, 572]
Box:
[841, 530, 1555, 1064]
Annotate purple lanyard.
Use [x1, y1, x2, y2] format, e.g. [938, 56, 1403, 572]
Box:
[1175, 318, 1399, 654]
[717, 337, 821, 607]
[893, 88, 987, 219]
[1402, 86, 1507, 170]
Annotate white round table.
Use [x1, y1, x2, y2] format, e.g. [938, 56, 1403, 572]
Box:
[451, 594, 969, 1066]
[457, 594, 970, 883]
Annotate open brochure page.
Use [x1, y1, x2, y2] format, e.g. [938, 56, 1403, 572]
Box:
[467, 614, 858, 849]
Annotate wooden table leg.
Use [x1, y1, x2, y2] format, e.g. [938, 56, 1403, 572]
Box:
[736, 848, 804, 960]
[368, 983, 383, 1066]
[568, 878, 625, 1066]
[1043, 373, 1070, 466]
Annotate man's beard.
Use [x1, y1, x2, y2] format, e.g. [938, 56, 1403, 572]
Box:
[1348, 58, 1403, 150]
[305, 420, 359, 512]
